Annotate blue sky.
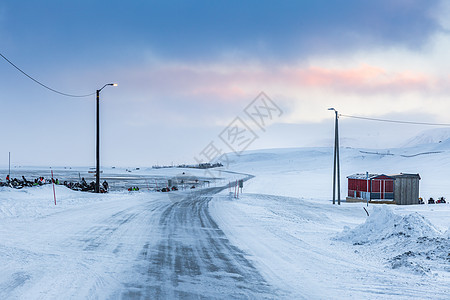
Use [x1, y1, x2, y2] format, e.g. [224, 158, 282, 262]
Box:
[1, 0, 449, 167]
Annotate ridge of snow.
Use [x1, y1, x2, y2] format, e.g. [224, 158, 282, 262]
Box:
[335, 206, 448, 276]
[402, 128, 450, 148]
[336, 206, 441, 245]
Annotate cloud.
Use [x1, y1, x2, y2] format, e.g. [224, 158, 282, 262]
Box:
[139, 0, 443, 61]
[116, 60, 442, 102]
[92, 55, 450, 133]
[2, 1, 444, 64]
[285, 64, 433, 94]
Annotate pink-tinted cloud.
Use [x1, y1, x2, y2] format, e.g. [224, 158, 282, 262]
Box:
[115, 62, 443, 108]
[288, 64, 432, 94]
[117, 64, 262, 103]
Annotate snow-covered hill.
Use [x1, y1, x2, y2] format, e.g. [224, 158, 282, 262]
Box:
[219, 134, 450, 200]
[402, 127, 450, 147]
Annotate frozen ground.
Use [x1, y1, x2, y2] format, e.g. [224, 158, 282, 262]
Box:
[210, 194, 449, 299]
[209, 136, 450, 299]
[0, 132, 449, 299]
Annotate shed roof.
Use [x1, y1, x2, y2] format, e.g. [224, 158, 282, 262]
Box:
[389, 173, 421, 180]
[347, 173, 394, 180]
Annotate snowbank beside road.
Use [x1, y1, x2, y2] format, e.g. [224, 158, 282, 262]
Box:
[0, 185, 166, 299]
[210, 194, 450, 299]
[337, 206, 442, 244]
[336, 206, 449, 276]
[0, 185, 122, 219]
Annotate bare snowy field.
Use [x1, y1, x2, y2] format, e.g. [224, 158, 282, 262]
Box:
[210, 140, 450, 299]
[0, 136, 449, 299]
[211, 194, 449, 299]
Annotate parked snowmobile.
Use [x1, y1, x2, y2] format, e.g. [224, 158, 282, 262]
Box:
[436, 197, 446, 204]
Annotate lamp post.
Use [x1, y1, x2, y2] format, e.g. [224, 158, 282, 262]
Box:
[328, 108, 340, 205]
[95, 83, 117, 193]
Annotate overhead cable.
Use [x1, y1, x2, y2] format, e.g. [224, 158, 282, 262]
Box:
[0, 52, 95, 98]
[339, 114, 450, 127]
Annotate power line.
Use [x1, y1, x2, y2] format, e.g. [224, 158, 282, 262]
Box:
[339, 114, 450, 127]
[0, 52, 95, 98]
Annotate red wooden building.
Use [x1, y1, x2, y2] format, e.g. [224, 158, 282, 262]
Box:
[347, 173, 394, 201]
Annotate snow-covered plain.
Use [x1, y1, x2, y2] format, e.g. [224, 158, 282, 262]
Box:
[209, 136, 450, 299]
[0, 132, 449, 299]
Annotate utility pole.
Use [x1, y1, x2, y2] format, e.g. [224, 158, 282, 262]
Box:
[96, 89, 100, 193]
[8, 152, 11, 179]
[336, 111, 341, 205]
[329, 108, 341, 205]
[95, 83, 117, 193]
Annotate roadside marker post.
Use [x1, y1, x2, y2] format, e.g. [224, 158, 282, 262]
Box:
[51, 170, 57, 205]
[238, 179, 244, 195]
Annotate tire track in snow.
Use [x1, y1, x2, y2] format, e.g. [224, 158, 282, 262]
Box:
[79, 208, 141, 251]
[123, 187, 275, 299]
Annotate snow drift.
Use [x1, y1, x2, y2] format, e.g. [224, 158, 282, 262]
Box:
[336, 206, 449, 275]
[337, 206, 441, 245]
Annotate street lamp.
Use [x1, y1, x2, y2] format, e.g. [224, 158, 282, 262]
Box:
[328, 108, 340, 205]
[95, 83, 117, 193]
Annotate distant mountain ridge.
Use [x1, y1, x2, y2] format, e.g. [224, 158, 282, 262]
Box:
[402, 128, 450, 148]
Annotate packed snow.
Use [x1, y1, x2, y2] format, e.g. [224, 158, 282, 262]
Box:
[0, 130, 449, 299]
[209, 132, 450, 299]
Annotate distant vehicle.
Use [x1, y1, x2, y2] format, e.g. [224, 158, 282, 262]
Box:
[436, 197, 446, 204]
[428, 197, 435, 204]
[418, 197, 424, 204]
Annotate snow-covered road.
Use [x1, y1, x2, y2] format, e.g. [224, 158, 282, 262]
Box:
[0, 185, 275, 299]
[122, 187, 274, 299]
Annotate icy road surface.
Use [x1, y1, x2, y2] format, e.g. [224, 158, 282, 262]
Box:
[0, 186, 274, 299]
[122, 187, 273, 299]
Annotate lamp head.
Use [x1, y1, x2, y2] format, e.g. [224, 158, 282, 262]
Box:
[98, 83, 118, 92]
